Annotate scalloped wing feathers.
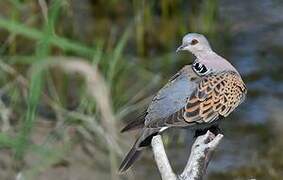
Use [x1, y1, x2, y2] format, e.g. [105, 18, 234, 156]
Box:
[184, 71, 247, 124]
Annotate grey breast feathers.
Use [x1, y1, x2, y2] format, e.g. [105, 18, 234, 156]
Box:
[144, 65, 200, 127]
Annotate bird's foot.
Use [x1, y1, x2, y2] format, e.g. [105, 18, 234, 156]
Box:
[194, 125, 223, 137]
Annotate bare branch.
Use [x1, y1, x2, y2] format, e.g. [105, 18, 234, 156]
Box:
[151, 131, 223, 180]
[179, 131, 223, 180]
[152, 135, 177, 180]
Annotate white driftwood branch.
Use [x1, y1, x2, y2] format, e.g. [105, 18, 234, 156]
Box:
[152, 135, 177, 180]
[151, 131, 223, 180]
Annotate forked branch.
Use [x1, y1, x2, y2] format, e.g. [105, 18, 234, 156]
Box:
[151, 131, 223, 180]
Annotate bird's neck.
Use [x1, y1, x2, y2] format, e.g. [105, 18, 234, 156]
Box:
[193, 49, 214, 60]
[193, 50, 239, 74]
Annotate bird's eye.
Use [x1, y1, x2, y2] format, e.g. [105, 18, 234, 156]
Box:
[191, 39, 199, 45]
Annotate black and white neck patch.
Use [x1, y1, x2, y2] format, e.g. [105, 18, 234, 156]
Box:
[192, 61, 209, 76]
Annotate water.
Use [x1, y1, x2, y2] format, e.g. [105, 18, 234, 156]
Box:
[204, 0, 283, 178]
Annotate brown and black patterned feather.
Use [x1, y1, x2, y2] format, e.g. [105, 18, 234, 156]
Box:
[184, 71, 247, 124]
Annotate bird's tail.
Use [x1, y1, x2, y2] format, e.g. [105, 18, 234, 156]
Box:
[118, 146, 142, 172]
[118, 128, 159, 173]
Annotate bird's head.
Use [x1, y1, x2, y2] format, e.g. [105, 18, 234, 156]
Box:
[176, 33, 212, 55]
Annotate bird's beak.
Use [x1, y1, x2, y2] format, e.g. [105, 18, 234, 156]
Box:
[176, 44, 186, 53]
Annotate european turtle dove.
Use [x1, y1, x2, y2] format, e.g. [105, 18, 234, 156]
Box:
[119, 33, 247, 172]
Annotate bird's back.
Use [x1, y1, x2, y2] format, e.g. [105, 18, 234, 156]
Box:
[145, 65, 200, 125]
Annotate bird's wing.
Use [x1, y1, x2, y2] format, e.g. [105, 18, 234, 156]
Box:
[144, 65, 200, 127]
[184, 71, 246, 123]
[145, 71, 247, 128]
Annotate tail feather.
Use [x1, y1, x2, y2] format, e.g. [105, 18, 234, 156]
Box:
[118, 147, 141, 172]
[119, 128, 160, 173]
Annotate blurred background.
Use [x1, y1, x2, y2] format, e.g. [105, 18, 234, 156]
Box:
[0, 0, 283, 179]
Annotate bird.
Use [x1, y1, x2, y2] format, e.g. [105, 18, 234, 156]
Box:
[118, 33, 247, 173]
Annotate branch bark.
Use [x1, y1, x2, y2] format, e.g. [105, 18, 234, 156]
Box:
[151, 131, 223, 180]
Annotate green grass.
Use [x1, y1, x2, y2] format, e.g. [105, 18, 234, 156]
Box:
[0, 18, 96, 57]
[13, 0, 60, 161]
